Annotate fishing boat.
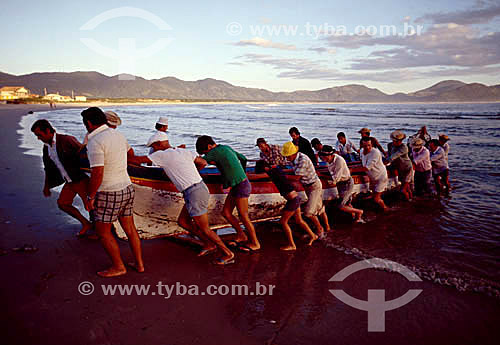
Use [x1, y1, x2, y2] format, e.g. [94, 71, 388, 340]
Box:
[113, 162, 399, 240]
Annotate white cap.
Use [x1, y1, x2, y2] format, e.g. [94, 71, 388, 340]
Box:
[157, 117, 168, 126]
[146, 131, 169, 147]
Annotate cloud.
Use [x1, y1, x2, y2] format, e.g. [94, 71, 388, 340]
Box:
[415, 3, 500, 25]
[308, 47, 336, 54]
[231, 37, 297, 51]
[232, 53, 500, 84]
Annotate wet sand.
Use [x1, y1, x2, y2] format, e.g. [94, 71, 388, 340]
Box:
[1, 104, 499, 345]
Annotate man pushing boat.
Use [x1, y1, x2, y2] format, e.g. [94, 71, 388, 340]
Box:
[128, 133, 235, 265]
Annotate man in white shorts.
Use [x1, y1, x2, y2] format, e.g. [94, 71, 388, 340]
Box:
[128, 133, 235, 265]
[360, 137, 389, 212]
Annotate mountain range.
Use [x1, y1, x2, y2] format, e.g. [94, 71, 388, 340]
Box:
[1, 71, 499, 102]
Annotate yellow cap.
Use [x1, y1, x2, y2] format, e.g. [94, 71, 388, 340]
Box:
[281, 141, 299, 156]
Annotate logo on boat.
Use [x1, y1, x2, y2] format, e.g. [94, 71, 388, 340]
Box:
[329, 258, 422, 332]
[80, 7, 173, 80]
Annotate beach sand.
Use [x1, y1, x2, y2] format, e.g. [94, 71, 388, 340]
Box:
[1, 104, 499, 345]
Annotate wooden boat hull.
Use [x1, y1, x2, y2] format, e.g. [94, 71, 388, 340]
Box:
[114, 164, 399, 240]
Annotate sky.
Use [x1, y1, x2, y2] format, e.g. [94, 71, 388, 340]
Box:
[1, 0, 499, 94]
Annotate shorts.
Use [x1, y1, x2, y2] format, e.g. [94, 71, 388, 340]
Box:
[398, 167, 413, 184]
[183, 181, 210, 217]
[283, 196, 300, 212]
[94, 185, 135, 223]
[303, 179, 325, 217]
[229, 178, 252, 199]
[370, 176, 388, 193]
[336, 178, 354, 207]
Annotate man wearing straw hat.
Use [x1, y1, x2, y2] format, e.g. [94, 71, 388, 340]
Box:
[410, 138, 432, 196]
[385, 130, 413, 201]
[358, 128, 386, 157]
[281, 141, 331, 238]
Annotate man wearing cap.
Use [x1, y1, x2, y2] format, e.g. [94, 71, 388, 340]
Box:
[385, 130, 413, 201]
[31, 119, 92, 237]
[82, 107, 144, 277]
[128, 135, 235, 265]
[429, 139, 450, 196]
[319, 145, 364, 222]
[289, 127, 317, 165]
[410, 138, 432, 196]
[281, 141, 330, 237]
[360, 137, 389, 211]
[358, 128, 386, 157]
[256, 138, 287, 167]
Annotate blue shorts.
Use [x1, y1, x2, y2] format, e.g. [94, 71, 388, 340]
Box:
[182, 181, 209, 217]
[229, 178, 252, 199]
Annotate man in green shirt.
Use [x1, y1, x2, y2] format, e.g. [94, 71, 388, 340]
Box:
[196, 135, 260, 253]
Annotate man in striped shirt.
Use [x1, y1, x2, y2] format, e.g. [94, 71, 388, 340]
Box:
[281, 142, 330, 238]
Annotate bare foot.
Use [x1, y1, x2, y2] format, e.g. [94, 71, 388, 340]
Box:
[234, 234, 248, 243]
[127, 262, 145, 273]
[76, 221, 93, 237]
[97, 267, 127, 277]
[280, 245, 296, 251]
[307, 233, 319, 246]
[354, 210, 364, 222]
[197, 246, 216, 257]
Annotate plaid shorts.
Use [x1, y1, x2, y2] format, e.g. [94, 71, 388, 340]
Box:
[94, 185, 135, 223]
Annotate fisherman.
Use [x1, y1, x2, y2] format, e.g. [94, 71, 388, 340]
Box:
[385, 130, 413, 201]
[318, 145, 364, 222]
[256, 137, 287, 167]
[438, 134, 451, 192]
[146, 117, 170, 153]
[410, 138, 433, 196]
[82, 107, 144, 277]
[429, 139, 450, 196]
[196, 135, 261, 253]
[31, 119, 92, 237]
[289, 127, 317, 165]
[411, 126, 432, 147]
[311, 138, 323, 163]
[336, 132, 359, 163]
[128, 133, 235, 265]
[281, 141, 331, 238]
[360, 137, 389, 211]
[358, 128, 386, 157]
[263, 163, 318, 250]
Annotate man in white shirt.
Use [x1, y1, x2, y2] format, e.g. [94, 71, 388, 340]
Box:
[128, 136, 235, 265]
[429, 139, 450, 196]
[360, 137, 389, 211]
[82, 107, 144, 277]
[318, 145, 364, 222]
[31, 119, 92, 237]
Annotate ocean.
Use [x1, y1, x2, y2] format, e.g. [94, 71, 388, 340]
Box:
[19, 102, 500, 298]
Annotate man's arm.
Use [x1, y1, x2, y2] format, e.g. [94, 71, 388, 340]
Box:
[194, 157, 208, 170]
[127, 151, 152, 166]
[86, 166, 104, 211]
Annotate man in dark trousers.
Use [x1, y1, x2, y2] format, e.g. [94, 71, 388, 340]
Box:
[31, 119, 92, 237]
[289, 127, 317, 165]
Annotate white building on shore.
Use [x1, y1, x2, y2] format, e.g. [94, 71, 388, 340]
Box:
[0, 86, 30, 100]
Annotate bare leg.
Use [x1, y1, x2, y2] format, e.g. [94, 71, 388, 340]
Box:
[373, 192, 389, 212]
[319, 211, 331, 232]
[222, 193, 248, 243]
[306, 214, 324, 236]
[280, 210, 296, 251]
[58, 183, 91, 236]
[118, 216, 144, 273]
[178, 206, 214, 251]
[340, 204, 364, 221]
[95, 222, 127, 277]
[192, 213, 234, 261]
[235, 197, 260, 250]
[294, 208, 318, 245]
